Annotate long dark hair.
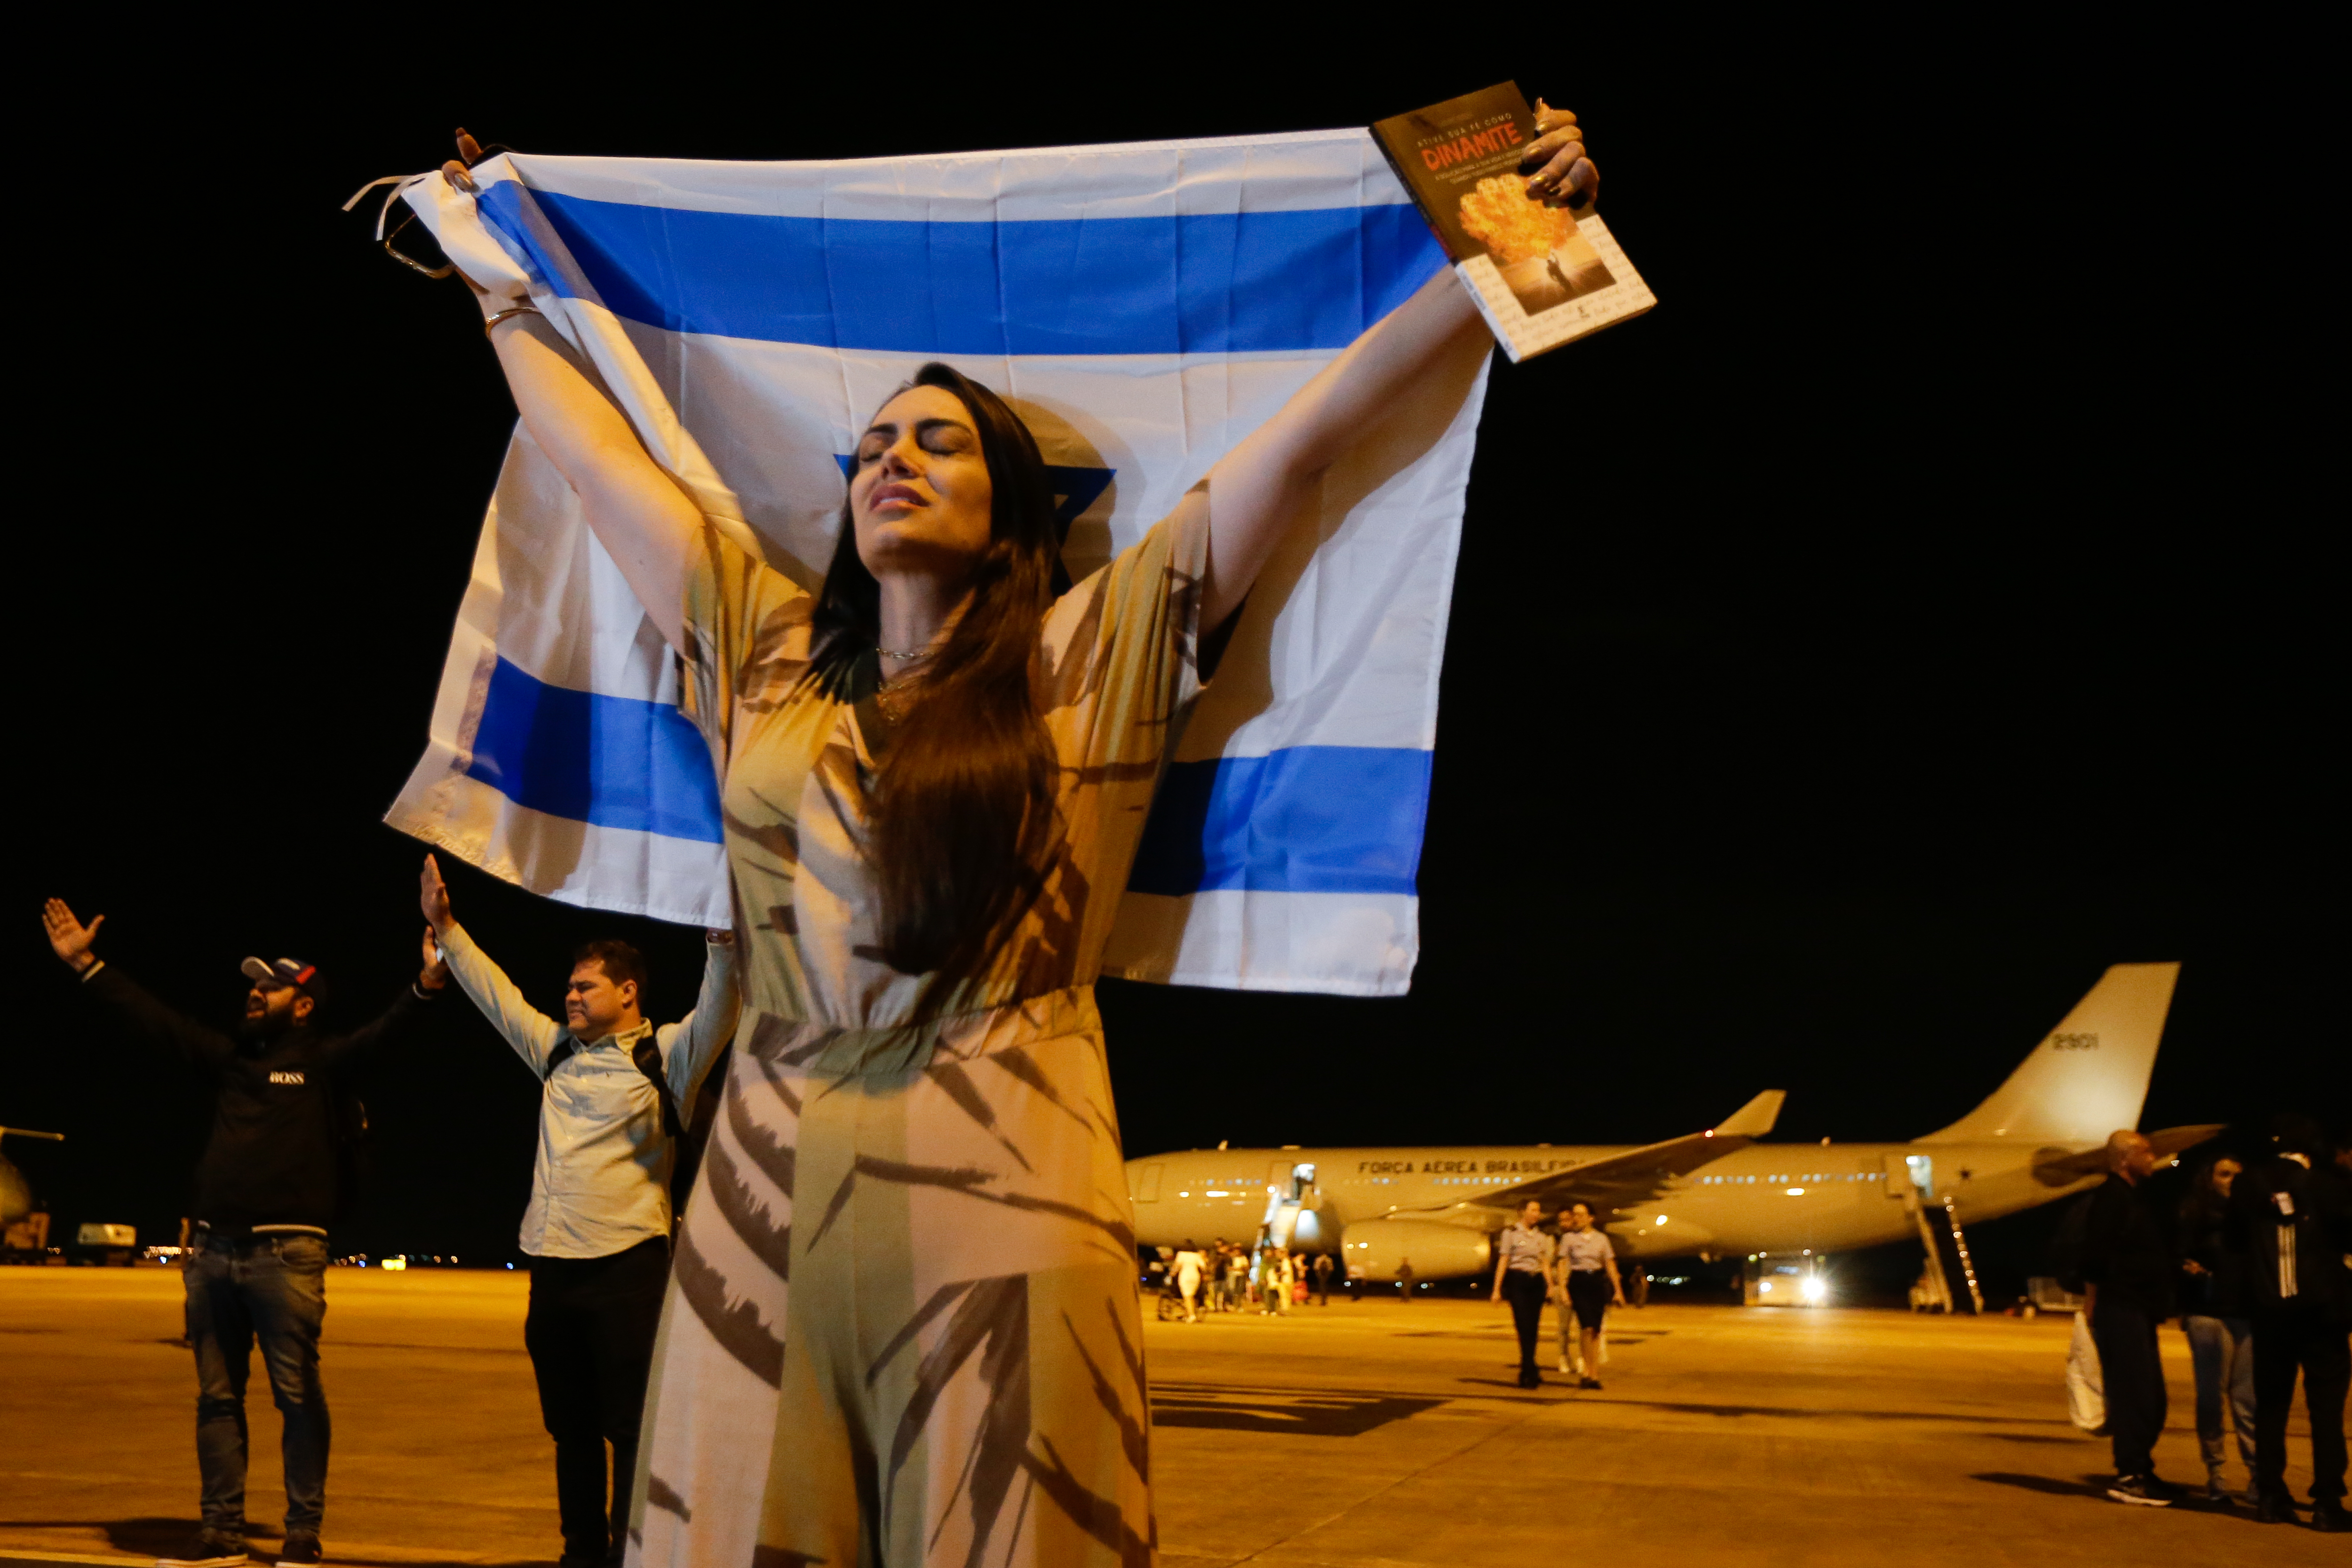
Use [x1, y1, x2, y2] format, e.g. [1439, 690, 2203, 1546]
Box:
[810, 363, 1067, 987]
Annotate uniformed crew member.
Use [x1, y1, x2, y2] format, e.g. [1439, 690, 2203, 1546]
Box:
[1489, 1198, 1555, 1388]
[1555, 1201, 1625, 1390]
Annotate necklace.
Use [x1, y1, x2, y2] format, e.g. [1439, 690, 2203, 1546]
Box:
[876, 643, 936, 662]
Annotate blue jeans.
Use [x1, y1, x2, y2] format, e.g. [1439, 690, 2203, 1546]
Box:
[2182, 1313, 2256, 1480]
[185, 1233, 331, 1535]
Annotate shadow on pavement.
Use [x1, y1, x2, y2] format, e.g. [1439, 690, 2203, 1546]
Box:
[1965, 1476, 2280, 1524]
[0, 1517, 199, 1557]
[1577, 1397, 2080, 1427]
[1149, 1388, 1443, 1437]
[0, 1520, 562, 1568]
[1967, 1473, 2108, 1500]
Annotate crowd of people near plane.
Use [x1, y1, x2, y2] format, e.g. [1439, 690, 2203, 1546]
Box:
[1152, 1240, 1337, 1320]
[2077, 1121, 2350, 1531]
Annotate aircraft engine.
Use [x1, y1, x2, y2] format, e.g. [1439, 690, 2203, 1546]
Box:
[0, 1154, 29, 1227]
[1338, 1219, 1491, 1282]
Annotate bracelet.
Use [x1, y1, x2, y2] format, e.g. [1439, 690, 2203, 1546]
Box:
[483, 305, 540, 337]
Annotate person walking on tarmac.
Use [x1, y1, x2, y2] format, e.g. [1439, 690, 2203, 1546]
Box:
[1555, 1201, 1625, 1389]
[1489, 1199, 1554, 1388]
[1172, 1242, 1206, 1323]
[1260, 1242, 1295, 1316]
[2227, 1114, 2351, 1531]
[420, 855, 739, 1567]
[42, 897, 449, 1568]
[2177, 1154, 2257, 1503]
[2082, 1130, 2182, 1508]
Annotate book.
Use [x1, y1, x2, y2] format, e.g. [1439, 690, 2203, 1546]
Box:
[1372, 82, 1655, 362]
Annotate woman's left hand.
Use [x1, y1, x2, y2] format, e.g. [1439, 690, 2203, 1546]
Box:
[1520, 99, 1598, 210]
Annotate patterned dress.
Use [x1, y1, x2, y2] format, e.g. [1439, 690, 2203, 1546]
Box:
[631, 494, 1208, 1568]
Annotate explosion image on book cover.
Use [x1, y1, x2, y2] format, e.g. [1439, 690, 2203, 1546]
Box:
[1455, 173, 1616, 312]
[1373, 81, 1654, 363]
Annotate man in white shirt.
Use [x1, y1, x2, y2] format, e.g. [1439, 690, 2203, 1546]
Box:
[420, 855, 739, 1568]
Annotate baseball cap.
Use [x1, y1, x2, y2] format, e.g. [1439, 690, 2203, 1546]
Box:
[241, 957, 320, 992]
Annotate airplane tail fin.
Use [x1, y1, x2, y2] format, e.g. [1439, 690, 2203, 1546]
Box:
[1715, 1090, 1785, 1138]
[1916, 963, 2180, 1146]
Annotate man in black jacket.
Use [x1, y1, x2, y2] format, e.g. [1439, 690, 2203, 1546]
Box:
[2081, 1128, 2180, 1506]
[42, 898, 448, 1568]
[2228, 1114, 2351, 1531]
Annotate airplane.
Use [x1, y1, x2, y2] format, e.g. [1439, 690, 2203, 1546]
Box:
[1125, 963, 2219, 1287]
[0, 1126, 65, 1231]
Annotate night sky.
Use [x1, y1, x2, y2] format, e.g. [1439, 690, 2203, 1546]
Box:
[12, 29, 2336, 1297]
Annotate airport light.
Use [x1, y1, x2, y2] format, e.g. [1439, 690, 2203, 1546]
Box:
[1801, 1277, 1827, 1304]
[1655, 1215, 1668, 1226]
[1786, 1187, 1804, 1196]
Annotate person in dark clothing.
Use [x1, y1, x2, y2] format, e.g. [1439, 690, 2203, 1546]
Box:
[2081, 1129, 2180, 1507]
[42, 897, 447, 1568]
[1311, 1250, 1334, 1305]
[2178, 1154, 2257, 1503]
[2226, 1114, 2352, 1531]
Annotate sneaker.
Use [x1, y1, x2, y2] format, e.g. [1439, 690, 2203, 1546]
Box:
[2204, 1475, 2231, 1504]
[2313, 1499, 2349, 1533]
[1556, 1356, 1571, 1374]
[1579, 1376, 1603, 1390]
[276, 1534, 323, 1566]
[156, 1531, 248, 1568]
[2252, 1491, 2296, 1524]
[2106, 1475, 2174, 1507]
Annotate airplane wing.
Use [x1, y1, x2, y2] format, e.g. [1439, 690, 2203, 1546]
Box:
[1456, 1090, 1788, 1215]
[2026, 1123, 2227, 1185]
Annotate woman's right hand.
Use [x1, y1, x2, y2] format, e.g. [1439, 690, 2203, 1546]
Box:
[438, 131, 505, 316]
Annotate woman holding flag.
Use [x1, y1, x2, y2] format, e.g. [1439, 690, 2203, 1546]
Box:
[434, 113, 1596, 1568]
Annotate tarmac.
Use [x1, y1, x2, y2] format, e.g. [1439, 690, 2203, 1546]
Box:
[0, 1267, 2339, 1567]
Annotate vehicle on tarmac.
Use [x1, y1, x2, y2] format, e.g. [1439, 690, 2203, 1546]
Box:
[1128, 964, 2216, 1289]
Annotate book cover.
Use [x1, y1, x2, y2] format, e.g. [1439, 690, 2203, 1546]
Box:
[1372, 82, 1655, 362]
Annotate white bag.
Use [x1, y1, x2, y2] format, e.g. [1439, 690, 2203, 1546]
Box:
[2066, 1311, 2106, 1433]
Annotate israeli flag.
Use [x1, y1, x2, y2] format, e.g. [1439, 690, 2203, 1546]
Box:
[386, 129, 1485, 996]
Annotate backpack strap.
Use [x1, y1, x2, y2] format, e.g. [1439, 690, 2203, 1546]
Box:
[632, 1035, 685, 1139]
[541, 1036, 683, 1138]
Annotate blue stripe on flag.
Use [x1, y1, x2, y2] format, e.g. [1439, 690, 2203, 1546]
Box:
[465, 658, 723, 843]
[478, 185, 1446, 355]
[1127, 748, 1432, 896]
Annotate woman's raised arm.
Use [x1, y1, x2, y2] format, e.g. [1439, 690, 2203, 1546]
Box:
[443, 144, 702, 653]
[1198, 106, 1595, 636]
[478, 307, 703, 653]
